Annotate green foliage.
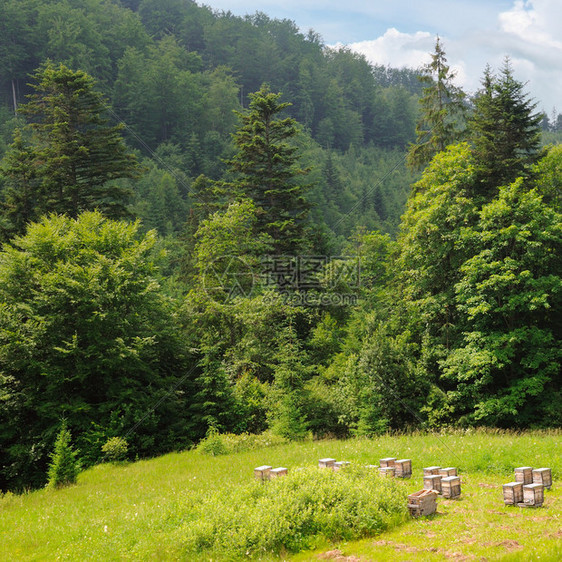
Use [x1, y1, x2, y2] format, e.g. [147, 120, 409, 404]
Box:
[533, 143, 562, 211]
[228, 84, 313, 254]
[195, 426, 228, 456]
[47, 422, 80, 488]
[179, 465, 407, 558]
[398, 143, 479, 378]
[269, 325, 311, 440]
[232, 372, 269, 434]
[407, 37, 466, 169]
[0, 212, 196, 490]
[1, 62, 139, 237]
[101, 437, 129, 463]
[196, 429, 288, 456]
[444, 180, 562, 426]
[470, 59, 543, 192]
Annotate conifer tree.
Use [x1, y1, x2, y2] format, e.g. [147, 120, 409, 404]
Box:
[1, 62, 139, 236]
[407, 37, 466, 170]
[470, 58, 543, 193]
[228, 84, 312, 255]
[47, 422, 80, 488]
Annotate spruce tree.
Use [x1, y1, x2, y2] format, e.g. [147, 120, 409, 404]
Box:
[47, 422, 80, 488]
[228, 84, 312, 255]
[407, 37, 466, 170]
[470, 58, 543, 193]
[1, 62, 139, 235]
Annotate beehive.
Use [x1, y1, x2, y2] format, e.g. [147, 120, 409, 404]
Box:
[441, 476, 461, 498]
[423, 474, 442, 493]
[379, 466, 396, 478]
[439, 467, 457, 477]
[423, 466, 441, 476]
[522, 483, 544, 507]
[270, 467, 288, 478]
[318, 458, 336, 469]
[254, 465, 272, 481]
[379, 457, 396, 468]
[502, 482, 523, 505]
[515, 466, 533, 485]
[395, 459, 412, 478]
[408, 489, 438, 517]
[532, 468, 552, 489]
[333, 461, 350, 472]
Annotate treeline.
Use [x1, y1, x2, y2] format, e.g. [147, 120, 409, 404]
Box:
[0, 0, 420, 243]
[0, 2, 561, 492]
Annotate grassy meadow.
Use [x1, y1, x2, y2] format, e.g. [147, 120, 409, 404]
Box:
[1, 430, 561, 560]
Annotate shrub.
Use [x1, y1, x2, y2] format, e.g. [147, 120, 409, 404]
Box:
[101, 437, 129, 463]
[196, 430, 289, 456]
[47, 423, 80, 488]
[175, 464, 408, 557]
[196, 427, 228, 456]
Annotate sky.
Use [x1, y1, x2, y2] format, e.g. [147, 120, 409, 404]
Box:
[199, 0, 562, 115]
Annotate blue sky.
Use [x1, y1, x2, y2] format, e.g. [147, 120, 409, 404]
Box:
[199, 0, 562, 114]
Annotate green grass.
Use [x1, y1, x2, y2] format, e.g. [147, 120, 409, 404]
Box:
[1, 430, 561, 560]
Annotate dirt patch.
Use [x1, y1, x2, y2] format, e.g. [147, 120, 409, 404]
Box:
[482, 539, 522, 552]
[487, 509, 521, 518]
[372, 540, 474, 559]
[316, 549, 362, 561]
[478, 483, 496, 489]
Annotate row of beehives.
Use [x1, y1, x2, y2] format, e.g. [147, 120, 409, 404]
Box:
[503, 467, 552, 508]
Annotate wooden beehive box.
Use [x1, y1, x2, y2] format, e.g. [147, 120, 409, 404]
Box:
[379, 466, 396, 478]
[532, 468, 552, 489]
[333, 461, 350, 472]
[503, 482, 523, 505]
[423, 474, 442, 493]
[380, 457, 396, 468]
[441, 476, 461, 498]
[318, 458, 336, 469]
[254, 465, 272, 481]
[408, 489, 438, 517]
[439, 467, 457, 477]
[395, 459, 412, 478]
[423, 466, 441, 476]
[515, 466, 533, 484]
[270, 467, 288, 478]
[522, 483, 544, 507]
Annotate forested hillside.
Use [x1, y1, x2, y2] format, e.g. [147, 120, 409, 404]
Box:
[0, 0, 561, 492]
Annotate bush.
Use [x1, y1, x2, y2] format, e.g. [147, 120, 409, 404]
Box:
[101, 437, 129, 463]
[47, 423, 80, 488]
[196, 430, 289, 456]
[175, 464, 408, 557]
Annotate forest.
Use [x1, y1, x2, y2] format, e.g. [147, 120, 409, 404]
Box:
[0, 0, 561, 492]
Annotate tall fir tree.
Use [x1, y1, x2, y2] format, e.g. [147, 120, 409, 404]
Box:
[228, 84, 312, 255]
[470, 58, 543, 193]
[1, 62, 139, 237]
[407, 37, 466, 170]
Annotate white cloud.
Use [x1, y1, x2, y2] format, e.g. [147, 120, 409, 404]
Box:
[344, 28, 434, 69]
[343, 1, 562, 111]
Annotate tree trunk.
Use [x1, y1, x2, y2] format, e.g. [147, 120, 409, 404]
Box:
[11, 79, 17, 114]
